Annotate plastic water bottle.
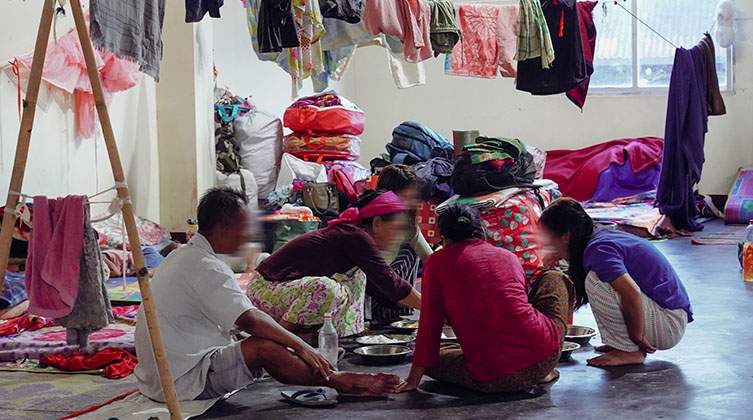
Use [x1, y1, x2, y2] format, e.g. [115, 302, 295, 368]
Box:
[318, 313, 339, 370]
[744, 220, 753, 281]
[186, 219, 198, 242]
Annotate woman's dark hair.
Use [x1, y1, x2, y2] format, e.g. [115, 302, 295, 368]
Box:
[356, 189, 407, 229]
[437, 205, 485, 243]
[538, 198, 594, 309]
[377, 165, 422, 235]
[197, 188, 248, 233]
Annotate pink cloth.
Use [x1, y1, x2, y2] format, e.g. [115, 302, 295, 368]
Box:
[363, 0, 432, 63]
[26, 196, 87, 318]
[12, 29, 142, 139]
[447, 5, 500, 78]
[328, 191, 408, 227]
[496, 4, 519, 78]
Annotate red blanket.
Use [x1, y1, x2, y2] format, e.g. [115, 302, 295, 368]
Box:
[40, 347, 137, 379]
[0, 314, 53, 336]
[544, 137, 664, 201]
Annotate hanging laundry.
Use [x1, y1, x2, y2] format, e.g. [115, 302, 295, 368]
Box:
[429, 0, 460, 57]
[496, 4, 520, 78]
[185, 0, 224, 22]
[514, 0, 554, 68]
[566, 1, 598, 109]
[699, 33, 726, 116]
[363, 36, 427, 89]
[445, 4, 500, 79]
[257, 0, 300, 53]
[288, 0, 327, 97]
[319, 0, 365, 23]
[40, 347, 137, 379]
[656, 42, 710, 232]
[56, 207, 115, 347]
[6, 29, 143, 139]
[90, 0, 164, 81]
[363, 0, 433, 63]
[517, 0, 587, 95]
[26, 195, 87, 319]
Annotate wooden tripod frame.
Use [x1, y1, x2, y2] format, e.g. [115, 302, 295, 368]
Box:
[0, 1, 182, 418]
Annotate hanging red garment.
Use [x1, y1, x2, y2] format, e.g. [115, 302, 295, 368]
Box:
[0, 314, 54, 336]
[40, 347, 137, 379]
[566, 1, 598, 109]
[544, 137, 664, 201]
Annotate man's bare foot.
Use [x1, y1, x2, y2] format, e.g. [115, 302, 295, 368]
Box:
[331, 372, 401, 396]
[587, 350, 645, 367]
[594, 344, 615, 353]
[539, 369, 560, 384]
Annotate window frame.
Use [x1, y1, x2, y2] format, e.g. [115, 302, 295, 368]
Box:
[590, 0, 734, 95]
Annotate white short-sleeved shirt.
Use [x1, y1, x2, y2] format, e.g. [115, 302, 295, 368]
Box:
[134, 233, 255, 401]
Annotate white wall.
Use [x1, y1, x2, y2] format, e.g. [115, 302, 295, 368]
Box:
[347, 7, 753, 195]
[212, 0, 356, 119]
[0, 1, 160, 221]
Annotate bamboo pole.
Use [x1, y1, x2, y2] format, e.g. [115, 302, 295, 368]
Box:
[0, 0, 55, 295]
[68, 1, 182, 418]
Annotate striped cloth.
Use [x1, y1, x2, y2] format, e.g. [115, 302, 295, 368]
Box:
[90, 0, 165, 81]
[585, 272, 688, 352]
[513, 0, 554, 69]
[1, 272, 26, 309]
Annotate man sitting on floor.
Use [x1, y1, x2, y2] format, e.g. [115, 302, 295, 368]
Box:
[134, 188, 400, 401]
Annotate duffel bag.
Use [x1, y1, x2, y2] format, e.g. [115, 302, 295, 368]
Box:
[283, 91, 365, 135]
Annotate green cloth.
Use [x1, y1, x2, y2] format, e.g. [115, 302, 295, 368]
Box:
[429, 0, 461, 56]
[463, 137, 525, 164]
[514, 0, 554, 69]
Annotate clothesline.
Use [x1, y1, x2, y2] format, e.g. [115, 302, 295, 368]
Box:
[613, 0, 678, 49]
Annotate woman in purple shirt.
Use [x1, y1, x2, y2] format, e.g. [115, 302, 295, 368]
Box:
[538, 198, 692, 367]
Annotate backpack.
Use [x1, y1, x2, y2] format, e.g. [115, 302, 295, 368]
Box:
[214, 106, 243, 173]
[386, 121, 455, 165]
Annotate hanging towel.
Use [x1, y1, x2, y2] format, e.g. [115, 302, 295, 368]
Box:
[516, 0, 587, 95]
[514, 0, 554, 68]
[497, 4, 520, 78]
[699, 33, 726, 116]
[446, 4, 500, 79]
[26, 196, 87, 319]
[56, 207, 115, 347]
[185, 0, 224, 22]
[90, 0, 165, 81]
[566, 1, 598, 109]
[363, 0, 433, 63]
[656, 46, 708, 232]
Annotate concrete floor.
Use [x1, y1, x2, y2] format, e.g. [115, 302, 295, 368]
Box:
[199, 220, 753, 420]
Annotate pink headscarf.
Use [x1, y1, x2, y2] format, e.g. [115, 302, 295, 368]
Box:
[328, 191, 408, 227]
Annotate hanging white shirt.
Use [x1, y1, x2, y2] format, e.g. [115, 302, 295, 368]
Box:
[134, 233, 255, 402]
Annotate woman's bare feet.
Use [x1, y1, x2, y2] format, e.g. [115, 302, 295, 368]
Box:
[331, 372, 402, 396]
[539, 369, 560, 384]
[594, 344, 615, 353]
[587, 350, 645, 367]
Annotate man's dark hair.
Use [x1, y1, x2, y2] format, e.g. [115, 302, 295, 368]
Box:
[197, 188, 248, 233]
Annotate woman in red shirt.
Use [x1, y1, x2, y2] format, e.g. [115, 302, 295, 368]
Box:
[398, 205, 573, 393]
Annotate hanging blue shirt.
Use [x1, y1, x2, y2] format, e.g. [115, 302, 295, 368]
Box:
[583, 228, 693, 322]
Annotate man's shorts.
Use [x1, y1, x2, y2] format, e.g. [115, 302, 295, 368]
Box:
[196, 340, 263, 399]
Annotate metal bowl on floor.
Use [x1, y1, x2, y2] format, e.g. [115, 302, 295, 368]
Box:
[390, 319, 419, 333]
[566, 325, 598, 346]
[355, 334, 415, 346]
[559, 341, 581, 362]
[354, 345, 412, 365]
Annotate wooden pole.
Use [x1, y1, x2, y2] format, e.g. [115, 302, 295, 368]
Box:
[68, 1, 182, 418]
[0, 0, 55, 294]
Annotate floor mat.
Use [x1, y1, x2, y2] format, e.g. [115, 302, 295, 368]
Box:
[0, 371, 138, 420]
[0, 323, 135, 362]
[69, 390, 233, 420]
[0, 360, 103, 375]
[691, 231, 745, 245]
[107, 274, 252, 303]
